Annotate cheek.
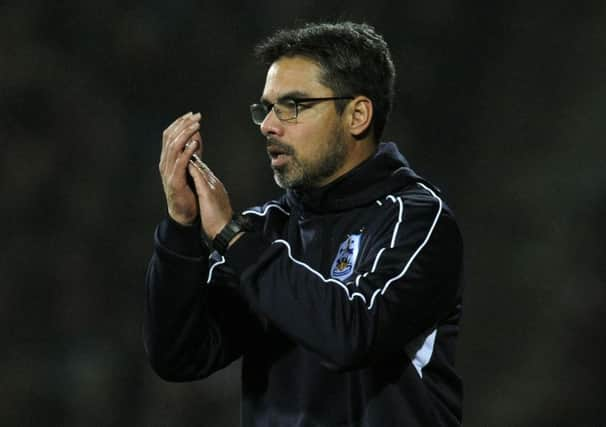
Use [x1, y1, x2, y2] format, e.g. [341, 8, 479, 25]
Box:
[293, 137, 321, 167]
[310, 122, 342, 161]
[288, 128, 314, 161]
[288, 115, 341, 163]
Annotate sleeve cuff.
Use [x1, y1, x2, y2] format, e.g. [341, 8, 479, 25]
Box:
[156, 216, 207, 257]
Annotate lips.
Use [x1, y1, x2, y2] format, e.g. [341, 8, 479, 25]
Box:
[268, 151, 290, 168]
[267, 145, 288, 158]
[266, 140, 294, 167]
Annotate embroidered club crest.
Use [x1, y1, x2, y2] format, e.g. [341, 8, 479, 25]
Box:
[330, 234, 361, 281]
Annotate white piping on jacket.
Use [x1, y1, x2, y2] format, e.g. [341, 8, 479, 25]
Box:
[242, 203, 290, 217]
[367, 183, 443, 309]
[207, 184, 442, 312]
[272, 239, 368, 303]
[207, 256, 225, 284]
[207, 202, 289, 284]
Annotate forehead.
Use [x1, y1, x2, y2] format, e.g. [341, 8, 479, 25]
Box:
[262, 56, 332, 101]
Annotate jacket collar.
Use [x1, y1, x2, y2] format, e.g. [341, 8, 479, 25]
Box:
[284, 142, 432, 214]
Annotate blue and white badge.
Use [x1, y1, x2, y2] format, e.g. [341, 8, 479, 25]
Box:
[330, 234, 362, 281]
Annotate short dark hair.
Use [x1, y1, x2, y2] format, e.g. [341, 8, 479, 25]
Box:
[254, 22, 395, 140]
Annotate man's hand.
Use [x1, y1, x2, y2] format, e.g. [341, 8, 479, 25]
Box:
[159, 112, 202, 225]
[187, 158, 233, 240]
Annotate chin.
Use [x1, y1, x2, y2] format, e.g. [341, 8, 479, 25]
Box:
[273, 174, 287, 189]
[273, 170, 291, 189]
[274, 171, 304, 190]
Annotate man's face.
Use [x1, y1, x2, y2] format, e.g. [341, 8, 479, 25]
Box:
[259, 56, 350, 189]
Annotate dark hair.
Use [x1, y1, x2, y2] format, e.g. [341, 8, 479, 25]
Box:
[254, 22, 395, 140]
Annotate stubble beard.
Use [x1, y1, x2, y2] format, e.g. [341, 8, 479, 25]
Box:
[272, 129, 348, 190]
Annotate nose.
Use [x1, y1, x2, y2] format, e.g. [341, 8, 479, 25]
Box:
[260, 109, 284, 137]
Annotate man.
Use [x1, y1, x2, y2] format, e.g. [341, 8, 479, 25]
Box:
[145, 22, 464, 426]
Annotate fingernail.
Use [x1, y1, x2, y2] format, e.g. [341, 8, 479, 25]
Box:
[189, 122, 199, 129]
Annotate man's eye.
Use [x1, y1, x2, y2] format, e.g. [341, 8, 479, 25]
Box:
[282, 100, 297, 109]
[274, 104, 287, 113]
[275, 102, 295, 113]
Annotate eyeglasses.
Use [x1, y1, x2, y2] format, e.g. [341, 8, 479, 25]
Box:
[250, 96, 354, 125]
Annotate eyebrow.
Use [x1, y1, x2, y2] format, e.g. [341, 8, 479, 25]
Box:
[260, 90, 310, 105]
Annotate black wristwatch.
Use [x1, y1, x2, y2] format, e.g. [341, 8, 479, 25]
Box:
[212, 214, 249, 255]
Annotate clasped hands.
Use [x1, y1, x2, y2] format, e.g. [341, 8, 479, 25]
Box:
[159, 112, 233, 240]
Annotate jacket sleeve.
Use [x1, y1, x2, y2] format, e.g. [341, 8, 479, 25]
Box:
[222, 195, 463, 371]
[143, 217, 260, 381]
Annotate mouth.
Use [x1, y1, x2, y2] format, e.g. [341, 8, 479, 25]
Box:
[267, 143, 293, 168]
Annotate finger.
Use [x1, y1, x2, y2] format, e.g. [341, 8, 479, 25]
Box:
[188, 131, 203, 158]
[163, 111, 193, 147]
[185, 131, 203, 156]
[160, 111, 195, 173]
[165, 121, 200, 173]
[164, 118, 202, 183]
[170, 139, 200, 188]
[166, 112, 201, 146]
[194, 161, 216, 190]
[162, 113, 201, 171]
[188, 162, 214, 195]
[167, 116, 199, 151]
[172, 121, 200, 149]
[190, 154, 217, 185]
[188, 162, 233, 240]
[194, 164, 227, 201]
[194, 157, 221, 189]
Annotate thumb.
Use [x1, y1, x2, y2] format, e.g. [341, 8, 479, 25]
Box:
[187, 162, 213, 196]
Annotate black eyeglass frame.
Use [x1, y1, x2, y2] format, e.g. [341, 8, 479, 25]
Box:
[250, 96, 355, 125]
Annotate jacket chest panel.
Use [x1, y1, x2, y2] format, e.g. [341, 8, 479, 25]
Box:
[284, 205, 390, 282]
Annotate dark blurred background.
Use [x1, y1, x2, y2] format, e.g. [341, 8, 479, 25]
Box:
[2, 1, 605, 426]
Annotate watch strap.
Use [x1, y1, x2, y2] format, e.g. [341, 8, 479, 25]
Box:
[212, 215, 245, 255]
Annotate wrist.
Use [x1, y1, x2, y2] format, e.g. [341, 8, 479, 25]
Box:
[158, 216, 205, 257]
[227, 232, 245, 249]
[212, 214, 251, 255]
[168, 209, 197, 226]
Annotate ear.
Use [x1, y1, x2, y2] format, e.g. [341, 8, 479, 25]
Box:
[347, 96, 373, 138]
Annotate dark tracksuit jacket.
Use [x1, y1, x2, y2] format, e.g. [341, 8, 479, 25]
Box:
[144, 142, 464, 426]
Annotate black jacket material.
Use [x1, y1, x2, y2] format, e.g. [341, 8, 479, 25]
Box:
[144, 142, 464, 426]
